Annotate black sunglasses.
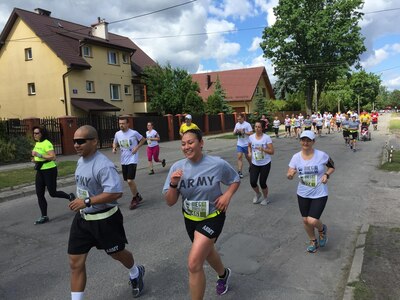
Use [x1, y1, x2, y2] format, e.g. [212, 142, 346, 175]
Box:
[73, 138, 94, 145]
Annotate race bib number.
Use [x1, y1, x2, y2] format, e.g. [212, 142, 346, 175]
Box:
[254, 149, 265, 160]
[299, 175, 318, 187]
[77, 187, 89, 199]
[183, 199, 209, 218]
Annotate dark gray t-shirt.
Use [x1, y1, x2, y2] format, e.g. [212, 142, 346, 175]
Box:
[75, 151, 123, 213]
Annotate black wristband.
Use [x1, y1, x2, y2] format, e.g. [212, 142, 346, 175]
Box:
[169, 182, 178, 188]
[324, 173, 330, 179]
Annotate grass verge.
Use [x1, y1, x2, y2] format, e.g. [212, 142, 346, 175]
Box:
[0, 161, 76, 189]
[389, 119, 400, 131]
[380, 150, 400, 171]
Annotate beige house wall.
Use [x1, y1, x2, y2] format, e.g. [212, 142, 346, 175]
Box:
[0, 19, 67, 118]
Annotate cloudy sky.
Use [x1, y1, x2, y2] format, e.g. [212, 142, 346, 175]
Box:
[1, 0, 399, 90]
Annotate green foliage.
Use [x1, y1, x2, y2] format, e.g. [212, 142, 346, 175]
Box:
[349, 70, 381, 110]
[142, 63, 201, 115]
[205, 77, 233, 114]
[388, 90, 400, 108]
[183, 90, 205, 115]
[0, 135, 33, 164]
[261, 0, 366, 113]
[265, 99, 288, 112]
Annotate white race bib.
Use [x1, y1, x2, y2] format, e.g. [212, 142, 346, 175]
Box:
[299, 174, 318, 187]
[183, 199, 209, 218]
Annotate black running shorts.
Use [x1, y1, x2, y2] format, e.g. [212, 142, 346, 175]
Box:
[122, 164, 137, 181]
[184, 212, 226, 242]
[297, 195, 328, 219]
[68, 208, 128, 255]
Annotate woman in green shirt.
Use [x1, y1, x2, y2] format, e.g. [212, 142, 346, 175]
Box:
[32, 126, 74, 224]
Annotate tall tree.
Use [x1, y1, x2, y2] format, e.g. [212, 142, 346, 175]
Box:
[349, 70, 381, 112]
[260, 0, 366, 114]
[142, 63, 201, 115]
[205, 77, 233, 114]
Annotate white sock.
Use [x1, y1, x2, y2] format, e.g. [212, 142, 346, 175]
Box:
[71, 291, 84, 300]
[129, 265, 139, 279]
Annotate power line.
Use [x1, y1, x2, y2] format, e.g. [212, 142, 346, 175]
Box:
[364, 7, 400, 14]
[109, 0, 197, 24]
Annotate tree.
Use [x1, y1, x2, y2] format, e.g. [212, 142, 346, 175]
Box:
[349, 70, 381, 112]
[183, 89, 205, 115]
[388, 90, 400, 109]
[142, 63, 201, 115]
[260, 0, 366, 114]
[205, 77, 233, 114]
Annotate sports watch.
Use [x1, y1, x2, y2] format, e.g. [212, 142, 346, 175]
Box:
[84, 197, 91, 207]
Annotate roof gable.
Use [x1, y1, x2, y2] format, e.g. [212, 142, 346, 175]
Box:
[191, 66, 275, 102]
[0, 8, 156, 70]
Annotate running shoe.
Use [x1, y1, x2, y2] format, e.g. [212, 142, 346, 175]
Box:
[252, 192, 262, 204]
[130, 197, 139, 210]
[69, 193, 76, 201]
[216, 267, 231, 295]
[136, 193, 143, 202]
[130, 265, 145, 298]
[148, 170, 155, 175]
[307, 239, 319, 253]
[319, 224, 328, 247]
[34, 216, 49, 225]
[162, 159, 166, 167]
[238, 171, 243, 178]
[260, 198, 270, 206]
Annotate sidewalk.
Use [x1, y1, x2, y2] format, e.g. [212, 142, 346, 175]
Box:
[0, 132, 236, 202]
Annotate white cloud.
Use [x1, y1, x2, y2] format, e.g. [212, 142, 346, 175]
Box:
[254, 0, 278, 26]
[248, 37, 262, 51]
[386, 76, 400, 90]
[361, 48, 389, 68]
[209, 0, 255, 21]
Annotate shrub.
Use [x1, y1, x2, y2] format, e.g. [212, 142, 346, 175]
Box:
[0, 135, 33, 164]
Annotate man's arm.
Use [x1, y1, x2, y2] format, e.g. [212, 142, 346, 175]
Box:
[69, 192, 122, 211]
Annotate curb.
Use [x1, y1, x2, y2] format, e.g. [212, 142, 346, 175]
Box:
[343, 224, 369, 300]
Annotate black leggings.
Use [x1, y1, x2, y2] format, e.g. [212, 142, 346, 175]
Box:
[249, 162, 271, 189]
[35, 167, 69, 216]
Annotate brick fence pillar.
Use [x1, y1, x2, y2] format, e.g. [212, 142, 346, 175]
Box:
[23, 118, 40, 136]
[59, 116, 78, 155]
[218, 113, 225, 133]
[203, 114, 209, 136]
[164, 114, 175, 141]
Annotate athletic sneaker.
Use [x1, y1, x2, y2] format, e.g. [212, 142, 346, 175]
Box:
[252, 192, 262, 204]
[307, 239, 319, 253]
[148, 169, 155, 175]
[130, 197, 139, 210]
[260, 198, 270, 206]
[136, 193, 143, 202]
[34, 216, 49, 225]
[130, 265, 145, 298]
[238, 171, 243, 178]
[319, 224, 328, 247]
[69, 193, 76, 201]
[162, 159, 166, 167]
[216, 267, 231, 295]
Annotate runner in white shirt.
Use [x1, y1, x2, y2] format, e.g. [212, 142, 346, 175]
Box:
[233, 113, 253, 178]
[145, 122, 166, 175]
[272, 116, 281, 138]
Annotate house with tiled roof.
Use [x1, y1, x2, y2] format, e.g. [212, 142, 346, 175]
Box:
[191, 66, 275, 113]
[0, 7, 156, 118]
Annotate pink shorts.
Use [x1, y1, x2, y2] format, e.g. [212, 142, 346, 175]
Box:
[147, 145, 160, 162]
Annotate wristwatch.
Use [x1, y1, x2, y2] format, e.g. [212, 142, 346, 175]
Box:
[324, 173, 330, 179]
[84, 197, 91, 207]
[169, 182, 178, 188]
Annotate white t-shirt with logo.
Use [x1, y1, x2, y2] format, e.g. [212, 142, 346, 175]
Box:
[288, 149, 330, 198]
[146, 129, 159, 148]
[113, 129, 143, 165]
[233, 121, 253, 147]
[249, 133, 273, 166]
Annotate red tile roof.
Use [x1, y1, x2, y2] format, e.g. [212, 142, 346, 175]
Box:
[191, 66, 275, 102]
[0, 8, 156, 71]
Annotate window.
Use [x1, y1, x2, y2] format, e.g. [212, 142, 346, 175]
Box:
[28, 83, 36, 95]
[108, 51, 118, 65]
[82, 46, 92, 57]
[133, 84, 145, 102]
[25, 48, 32, 60]
[86, 81, 95, 93]
[124, 85, 131, 95]
[122, 53, 129, 64]
[110, 84, 121, 100]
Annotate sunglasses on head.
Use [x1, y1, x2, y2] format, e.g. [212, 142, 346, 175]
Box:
[73, 138, 94, 145]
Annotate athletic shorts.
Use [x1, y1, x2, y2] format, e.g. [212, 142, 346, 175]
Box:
[147, 145, 160, 162]
[312, 122, 316, 127]
[68, 208, 128, 255]
[316, 125, 322, 130]
[236, 145, 248, 154]
[274, 127, 279, 134]
[304, 127, 311, 131]
[184, 212, 225, 242]
[349, 131, 358, 140]
[297, 195, 328, 219]
[372, 120, 377, 124]
[343, 130, 349, 138]
[122, 164, 137, 181]
[336, 122, 341, 127]
[285, 126, 291, 132]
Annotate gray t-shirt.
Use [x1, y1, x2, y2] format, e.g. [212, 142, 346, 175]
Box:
[162, 155, 240, 217]
[75, 151, 123, 213]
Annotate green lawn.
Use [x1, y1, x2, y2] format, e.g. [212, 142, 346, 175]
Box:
[0, 161, 77, 189]
[380, 150, 400, 172]
[389, 119, 400, 132]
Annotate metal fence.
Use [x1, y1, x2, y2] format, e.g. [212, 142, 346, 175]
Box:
[40, 117, 62, 155]
[77, 115, 119, 148]
[0, 118, 28, 138]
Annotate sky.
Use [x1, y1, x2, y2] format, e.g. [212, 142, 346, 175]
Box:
[1, 0, 400, 90]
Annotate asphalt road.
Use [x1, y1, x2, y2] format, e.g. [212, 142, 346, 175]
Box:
[0, 115, 393, 300]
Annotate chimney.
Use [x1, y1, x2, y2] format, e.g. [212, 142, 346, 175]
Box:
[34, 8, 51, 16]
[91, 17, 109, 40]
[206, 74, 212, 89]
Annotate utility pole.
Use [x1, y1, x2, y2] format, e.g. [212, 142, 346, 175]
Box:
[314, 79, 318, 112]
[357, 95, 360, 116]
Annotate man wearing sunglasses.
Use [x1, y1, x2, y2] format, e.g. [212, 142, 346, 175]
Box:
[113, 117, 146, 209]
[68, 125, 145, 299]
